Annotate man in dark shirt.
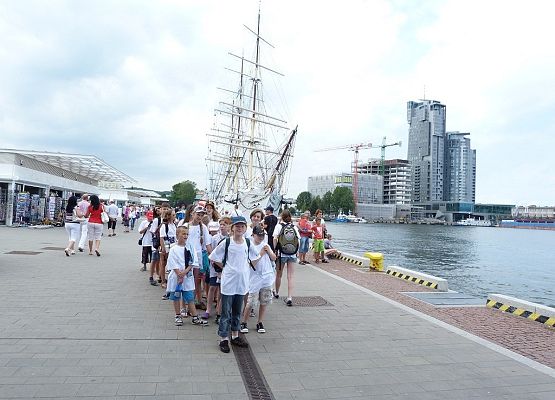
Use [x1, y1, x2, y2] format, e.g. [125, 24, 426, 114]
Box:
[263, 206, 278, 252]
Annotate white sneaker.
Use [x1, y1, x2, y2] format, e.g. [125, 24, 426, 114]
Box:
[240, 322, 249, 333]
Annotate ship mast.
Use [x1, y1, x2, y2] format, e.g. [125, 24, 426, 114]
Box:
[248, 9, 261, 190]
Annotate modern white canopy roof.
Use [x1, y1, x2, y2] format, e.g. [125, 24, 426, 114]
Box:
[1, 148, 136, 184]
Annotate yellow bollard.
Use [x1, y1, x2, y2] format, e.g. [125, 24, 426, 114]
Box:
[365, 252, 384, 271]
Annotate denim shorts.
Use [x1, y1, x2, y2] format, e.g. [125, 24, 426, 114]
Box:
[170, 290, 194, 302]
[209, 276, 220, 287]
[151, 250, 160, 262]
[299, 236, 310, 253]
[279, 254, 297, 265]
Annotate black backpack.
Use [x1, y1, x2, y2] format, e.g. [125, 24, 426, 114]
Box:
[151, 217, 162, 249]
[277, 223, 299, 255]
[214, 237, 255, 273]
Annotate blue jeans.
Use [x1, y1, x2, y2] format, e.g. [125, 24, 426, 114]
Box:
[218, 294, 244, 339]
[299, 236, 310, 254]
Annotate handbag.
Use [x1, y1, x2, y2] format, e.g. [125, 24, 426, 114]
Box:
[101, 211, 109, 223]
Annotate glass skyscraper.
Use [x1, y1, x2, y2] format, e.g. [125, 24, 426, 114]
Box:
[407, 100, 447, 203]
[445, 131, 476, 203]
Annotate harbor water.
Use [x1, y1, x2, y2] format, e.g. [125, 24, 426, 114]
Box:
[327, 222, 555, 308]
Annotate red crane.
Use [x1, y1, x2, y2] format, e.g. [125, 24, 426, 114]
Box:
[314, 142, 373, 215]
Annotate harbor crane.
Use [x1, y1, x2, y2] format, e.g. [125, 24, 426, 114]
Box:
[314, 142, 373, 215]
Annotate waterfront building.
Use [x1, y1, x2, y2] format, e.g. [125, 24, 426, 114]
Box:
[407, 99, 447, 203]
[411, 201, 513, 223]
[357, 159, 411, 204]
[0, 148, 135, 226]
[445, 131, 476, 203]
[307, 172, 383, 205]
[512, 205, 555, 219]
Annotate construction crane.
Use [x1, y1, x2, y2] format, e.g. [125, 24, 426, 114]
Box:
[370, 137, 402, 176]
[314, 142, 373, 215]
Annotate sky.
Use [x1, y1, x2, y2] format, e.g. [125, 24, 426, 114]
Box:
[1, 0, 554, 206]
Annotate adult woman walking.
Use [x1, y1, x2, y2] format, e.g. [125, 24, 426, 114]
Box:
[63, 195, 84, 256]
[85, 194, 105, 256]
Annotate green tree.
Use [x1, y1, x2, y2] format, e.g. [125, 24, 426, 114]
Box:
[309, 196, 323, 215]
[169, 180, 197, 207]
[296, 191, 312, 213]
[332, 186, 354, 214]
[322, 191, 333, 214]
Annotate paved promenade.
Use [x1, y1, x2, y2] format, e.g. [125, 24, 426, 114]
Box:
[0, 225, 554, 399]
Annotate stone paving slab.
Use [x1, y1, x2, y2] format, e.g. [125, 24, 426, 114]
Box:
[0, 225, 554, 399]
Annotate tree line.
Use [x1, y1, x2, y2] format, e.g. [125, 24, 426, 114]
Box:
[164, 180, 354, 216]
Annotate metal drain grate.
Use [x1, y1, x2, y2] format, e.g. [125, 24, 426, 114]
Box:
[5, 251, 42, 255]
[291, 296, 333, 307]
[41, 247, 67, 251]
[233, 336, 274, 400]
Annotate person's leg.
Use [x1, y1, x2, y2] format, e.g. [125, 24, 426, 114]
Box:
[88, 240, 93, 254]
[151, 252, 160, 283]
[274, 261, 283, 297]
[218, 294, 233, 339]
[205, 282, 216, 317]
[78, 222, 88, 250]
[193, 268, 202, 305]
[286, 261, 295, 300]
[231, 294, 244, 337]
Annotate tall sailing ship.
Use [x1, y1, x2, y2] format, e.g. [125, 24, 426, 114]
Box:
[206, 10, 297, 217]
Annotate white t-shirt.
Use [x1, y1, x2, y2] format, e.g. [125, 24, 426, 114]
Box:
[249, 241, 275, 293]
[167, 244, 195, 293]
[210, 233, 227, 278]
[209, 237, 260, 295]
[138, 220, 153, 247]
[186, 223, 211, 268]
[159, 222, 177, 248]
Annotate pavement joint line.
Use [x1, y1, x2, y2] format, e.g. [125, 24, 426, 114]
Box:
[307, 264, 555, 379]
[0, 337, 183, 341]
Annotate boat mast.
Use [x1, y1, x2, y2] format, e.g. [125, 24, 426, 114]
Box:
[248, 9, 261, 190]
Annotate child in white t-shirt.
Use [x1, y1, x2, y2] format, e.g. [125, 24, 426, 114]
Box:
[240, 224, 276, 334]
[167, 226, 208, 326]
[209, 216, 265, 353]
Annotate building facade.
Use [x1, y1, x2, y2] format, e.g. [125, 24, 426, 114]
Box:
[407, 100, 447, 203]
[307, 173, 383, 205]
[357, 159, 411, 204]
[445, 131, 476, 203]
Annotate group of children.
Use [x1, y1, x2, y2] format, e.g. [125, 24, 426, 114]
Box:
[138, 202, 283, 353]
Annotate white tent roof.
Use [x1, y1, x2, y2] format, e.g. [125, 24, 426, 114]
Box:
[1, 148, 136, 183]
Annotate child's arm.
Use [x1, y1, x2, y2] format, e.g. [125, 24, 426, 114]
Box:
[263, 244, 277, 261]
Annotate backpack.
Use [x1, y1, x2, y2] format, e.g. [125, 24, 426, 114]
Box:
[277, 223, 299, 255]
[214, 237, 254, 273]
[152, 217, 162, 249]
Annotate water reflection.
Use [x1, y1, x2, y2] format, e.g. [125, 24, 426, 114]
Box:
[326, 223, 555, 307]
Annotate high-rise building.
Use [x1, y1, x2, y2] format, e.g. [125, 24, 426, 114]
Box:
[357, 159, 411, 204]
[407, 100, 447, 203]
[445, 131, 476, 203]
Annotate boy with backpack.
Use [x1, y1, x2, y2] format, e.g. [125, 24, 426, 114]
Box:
[272, 209, 300, 306]
[209, 216, 265, 353]
[167, 226, 208, 326]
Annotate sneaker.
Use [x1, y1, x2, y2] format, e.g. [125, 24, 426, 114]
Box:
[322, 259, 329, 263]
[215, 315, 220, 324]
[219, 339, 230, 353]
[174, 315, 183, 326]
[304, 261, 311, 264]
[231, 336, 249, 348]
[162, 293, 170, 300]
[180, 308, 189, 317]
[256, 322, 266, 333]
[149, 277, 158, 286]
[250, 308, 256, 318]
[240, 322, 248, 333]
[192, 316, 208, 326]
[201, 311, 210, 319]
[286, 298, 293, 307]
[78, 248, 84, 252]
[273, 291, 279, 299]
[141, 265, 147, 271]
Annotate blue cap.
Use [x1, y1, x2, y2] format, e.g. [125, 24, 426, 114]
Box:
[231, 216, 247, 226]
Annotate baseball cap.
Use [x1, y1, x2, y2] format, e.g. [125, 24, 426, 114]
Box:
[231, 216, 247, 226]
[252, 225, 265, 236]
[264, 205, 274, 211]
[194, 205, 206, 214]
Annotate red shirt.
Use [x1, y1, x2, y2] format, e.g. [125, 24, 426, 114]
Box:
[311, 224, 324, 240]
[298, 218, 312, 237]
[87, 205, 104, 224]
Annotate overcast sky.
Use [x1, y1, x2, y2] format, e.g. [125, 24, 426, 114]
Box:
[1, 0, 554, 206]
